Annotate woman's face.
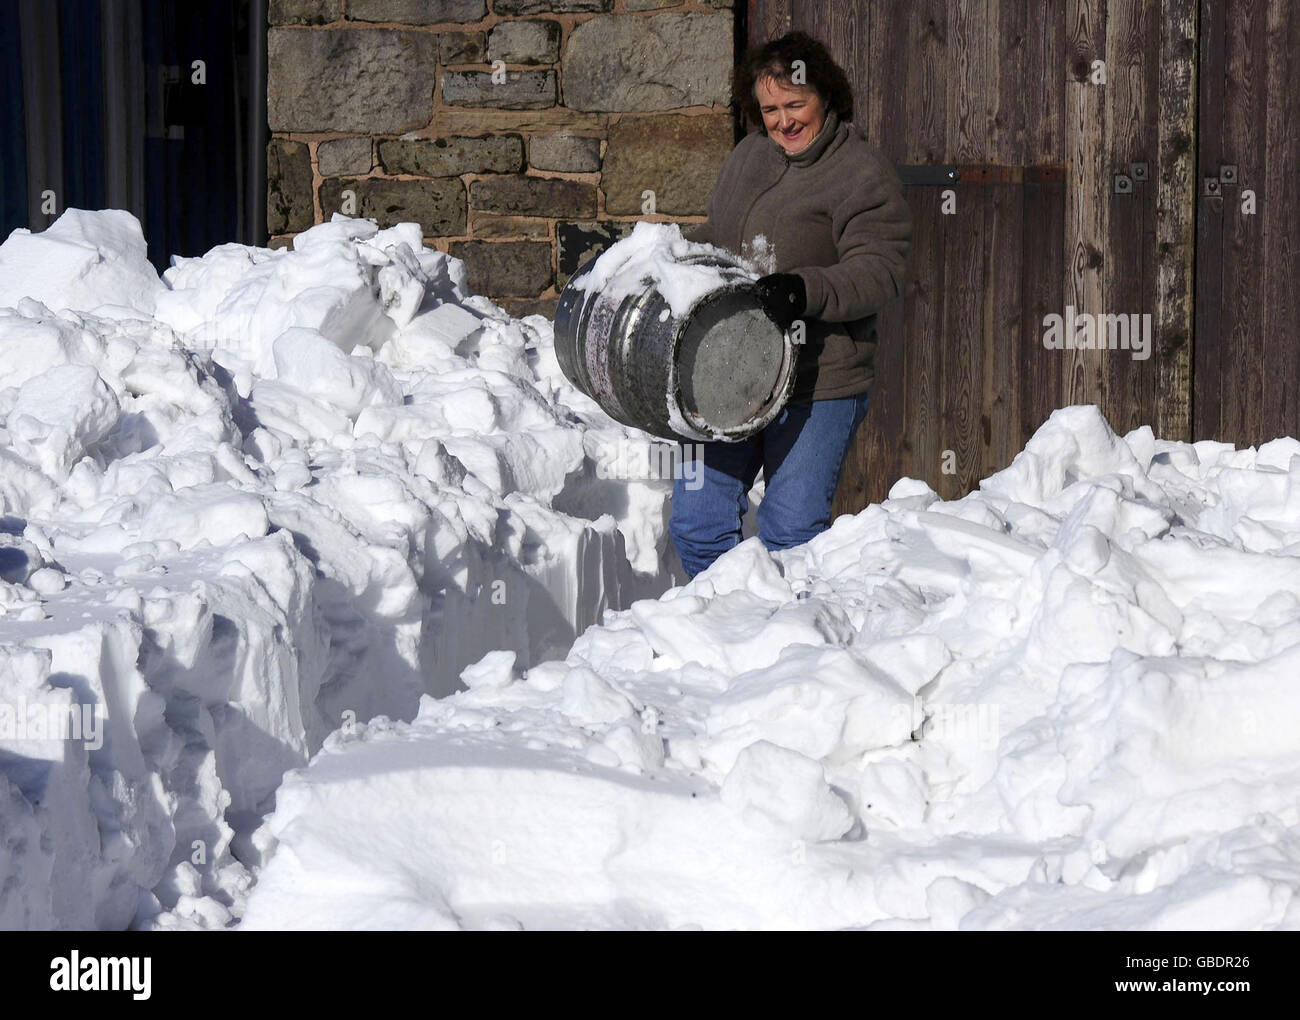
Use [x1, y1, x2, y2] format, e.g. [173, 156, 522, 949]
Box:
[755, 74, 827, 155]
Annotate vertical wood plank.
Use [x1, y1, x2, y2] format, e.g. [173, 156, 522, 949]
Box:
[858, 0, 884, 145]
[948, 0, 990, 163]
[1137, 0, 1164, 433]
[1259, 0, 1298, 442]
[1022, 179, 1069, 441]
[828, 0, 860, 119]
[1102, 0, 1149, 434]
[794, 0, 832, 47]
[1022, 2, 1069, 447]
[1154, 0, 1197, 443]
[833, 1, 911, 514]
[1026, 0, 1067, 163]
[985, 180, 1023, 474]
[1193, 0, 1225, 441]
[905, 0, 948, 164]
[904, 182, 946, 495]
[939, 183, 987, 498]
[749, 0, 792, 46]
[982, 0, 1021, 476]
[993, 0, 1029, 164]
[888, 0, 949, 502]
[833, 256, 909, 512]
[1064, 0, 1108, 411]
[1221, 0, 1266, 444]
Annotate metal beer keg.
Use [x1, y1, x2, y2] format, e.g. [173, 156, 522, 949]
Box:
[553, 250, 798, 442]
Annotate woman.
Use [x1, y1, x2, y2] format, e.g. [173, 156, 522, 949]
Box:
[671, 32, 912, 578]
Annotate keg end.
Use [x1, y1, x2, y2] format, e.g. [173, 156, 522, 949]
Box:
[673, 287, 795, 441]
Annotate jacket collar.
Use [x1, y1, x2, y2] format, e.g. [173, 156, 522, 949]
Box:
[775, 108, 844, 167]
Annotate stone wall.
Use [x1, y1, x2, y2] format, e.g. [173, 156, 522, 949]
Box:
[266, 0, 737, 317]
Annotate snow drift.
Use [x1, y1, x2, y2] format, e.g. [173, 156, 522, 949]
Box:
[0, 210, 683, 928]
[3, 210, 1299, 931]
[240, 407, 1300, 930]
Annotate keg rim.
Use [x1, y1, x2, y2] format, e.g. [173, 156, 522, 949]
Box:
[667, 281, 799, 442]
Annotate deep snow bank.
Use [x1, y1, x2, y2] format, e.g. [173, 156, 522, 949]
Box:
[241, 406, 1300, 930]
[0, 210, 684, 928]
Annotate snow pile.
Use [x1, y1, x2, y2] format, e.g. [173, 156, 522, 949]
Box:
[0, 210, 684, 929]
[8, 208, 1300, 932]
[0, 209, 163, 317]
[241, 406, 1300, 930]
[571, 222, 754, 318]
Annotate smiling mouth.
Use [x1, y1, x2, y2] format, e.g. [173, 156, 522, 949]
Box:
[781, 126, 804, 141]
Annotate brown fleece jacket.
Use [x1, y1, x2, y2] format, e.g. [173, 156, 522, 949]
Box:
[688, 110, 912, 402]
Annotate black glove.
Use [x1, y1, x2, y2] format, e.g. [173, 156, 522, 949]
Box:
[754, 273, 807, 331]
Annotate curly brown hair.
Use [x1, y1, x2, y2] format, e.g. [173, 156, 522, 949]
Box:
[736, 31, 854, 125]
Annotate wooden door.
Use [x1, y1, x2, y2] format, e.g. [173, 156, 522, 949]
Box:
[1194, 0, 1300, 447]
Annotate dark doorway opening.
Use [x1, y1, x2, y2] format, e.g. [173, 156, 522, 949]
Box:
[0, 0, 267, 273]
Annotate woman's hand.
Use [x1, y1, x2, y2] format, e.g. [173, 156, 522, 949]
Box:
[754, 273, 807, 330]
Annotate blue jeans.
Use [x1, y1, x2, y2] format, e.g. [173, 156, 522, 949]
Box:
[669, 391, 871, 578]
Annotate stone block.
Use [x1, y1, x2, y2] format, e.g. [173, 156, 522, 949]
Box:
[267, 138, 314, 234]
[471, 175, 597, 218]
[601, 113, 732, 215]
[319, 177, 467, 235]
[471, 214, 552, 238]
[318, 137, 374, 176]
[563, 13, 732, 112]
[487, 20, 561, 64]
[347, 0, 486, 23]
[449, 240, 553, 297]
[439, 30, 486, 64]
[493, 0, 610, 13]
[269, 0, 343, 25]
[268, 28, 436, 133]
[441, 70, 557, 109]
[529, 133, 601, 172]
[379, 135, 524, 176]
